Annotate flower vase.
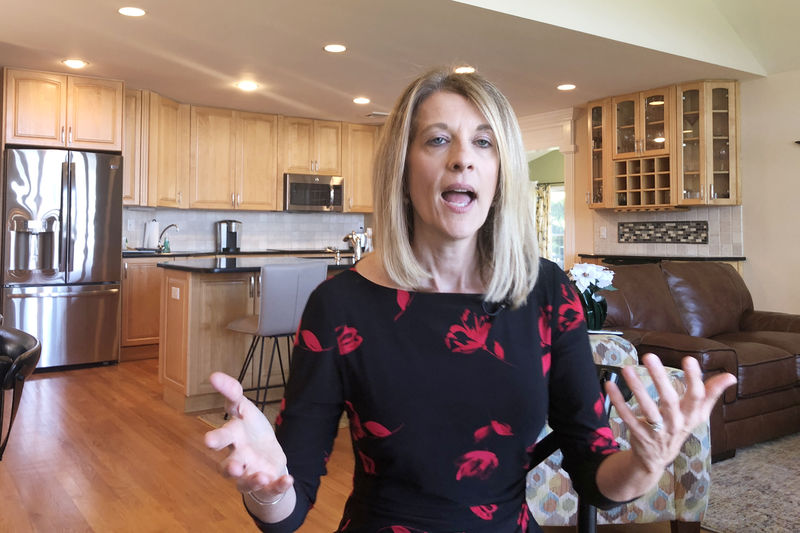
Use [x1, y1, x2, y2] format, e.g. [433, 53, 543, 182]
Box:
[582, 292, 608, 331]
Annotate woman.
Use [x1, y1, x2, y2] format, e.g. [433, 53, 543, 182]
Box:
[205, 68, 736, 532]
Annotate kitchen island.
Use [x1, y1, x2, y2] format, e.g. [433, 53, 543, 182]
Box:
[157, 256, 352, 412]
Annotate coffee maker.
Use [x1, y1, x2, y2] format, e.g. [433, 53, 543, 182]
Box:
[215, 220, 241, 253]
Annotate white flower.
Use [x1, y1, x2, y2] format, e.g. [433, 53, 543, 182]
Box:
[568, 263, 615, 294]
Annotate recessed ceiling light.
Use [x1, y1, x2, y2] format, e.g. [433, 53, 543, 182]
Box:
[323, 44, 347, 53]
[62, 59, 88, 69]
[353, 97, 370, 105]
[454, 66, 475, 74]
[653, 137, 666, 143]
[118, 6, 146, 17]
[235, 81, 259, 92]
[648, 99, 665, 106]
[557, 83, 576, 91]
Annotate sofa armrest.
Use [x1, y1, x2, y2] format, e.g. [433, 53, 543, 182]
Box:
[635, 330, 738, 404]
[740, 310, 800, 333]
[590, 334, 639, 367]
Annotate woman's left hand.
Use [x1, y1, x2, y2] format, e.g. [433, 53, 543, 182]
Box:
[604, 353, 737, 474]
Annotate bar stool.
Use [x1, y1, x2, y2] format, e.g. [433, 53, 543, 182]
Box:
[226, 260, 328, 410]
[1, 323, 41, 460]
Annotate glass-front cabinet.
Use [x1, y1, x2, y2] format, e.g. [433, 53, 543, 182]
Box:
[587, 98, 610, 208]
[676, 81, 738, 205]
[612, 87, 672, 160]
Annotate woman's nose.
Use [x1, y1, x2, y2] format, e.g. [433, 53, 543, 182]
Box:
[448, 140, 474, 171]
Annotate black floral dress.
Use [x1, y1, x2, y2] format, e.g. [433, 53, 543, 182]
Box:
[248, 259, 620, 532]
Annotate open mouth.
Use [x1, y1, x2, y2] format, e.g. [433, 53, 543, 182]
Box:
[441, 188, 476, 207]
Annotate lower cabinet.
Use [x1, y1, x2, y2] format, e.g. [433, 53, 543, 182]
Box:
[160, 269, 259, 412]
[121, 257, 172, 360]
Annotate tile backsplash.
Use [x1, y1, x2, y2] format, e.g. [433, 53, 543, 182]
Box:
[123, 207, 366, 252]
[592, 205, 743, 257]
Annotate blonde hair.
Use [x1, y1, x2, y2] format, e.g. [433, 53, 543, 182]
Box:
[373, 68, 539, 308]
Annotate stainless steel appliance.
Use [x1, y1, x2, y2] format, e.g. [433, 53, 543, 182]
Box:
[2, 148, 122, 369]
[215, 220, 241, 253]
[284, 173, 344, 212]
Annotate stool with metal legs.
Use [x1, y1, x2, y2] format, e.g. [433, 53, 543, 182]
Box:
[226, 260, 328, 411]
[0, 323, 41, 461]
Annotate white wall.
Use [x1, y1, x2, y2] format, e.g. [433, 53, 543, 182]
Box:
[739, 69, 800, 313]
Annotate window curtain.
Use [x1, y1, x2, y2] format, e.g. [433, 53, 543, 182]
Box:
[534, 183, 550, 258]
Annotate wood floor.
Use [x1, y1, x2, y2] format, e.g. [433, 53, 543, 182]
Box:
[0, 359, 707, 532]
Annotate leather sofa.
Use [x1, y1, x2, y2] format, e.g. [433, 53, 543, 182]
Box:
[600, 261, 800, 461]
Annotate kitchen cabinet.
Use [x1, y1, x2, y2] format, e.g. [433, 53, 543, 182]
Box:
[675, 81, 739, 205]
[189, 106, 279, 210]
[342, 123, 379, 212]
[147, 92, 190, 208]
[586, 99, 611, 208]
[612, 155, 673, 209]
[121, 256, 172, 360]
[160, 269, 257, 412]
[612, 87, 673, 160]
[4, 68, 124, 151]
[279, 116, 342, 175]
[123, 88, 148, 205]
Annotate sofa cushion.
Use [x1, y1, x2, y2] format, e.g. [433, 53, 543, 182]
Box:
[711, 334, 797, 397]
[662, 261, 754, 338]
[602, 264, 686, 334]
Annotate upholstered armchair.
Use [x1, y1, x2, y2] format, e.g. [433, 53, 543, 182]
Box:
[526, 335, 710, 533]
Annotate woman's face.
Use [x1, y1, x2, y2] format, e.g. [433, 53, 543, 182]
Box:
[405, 91, 499, 249]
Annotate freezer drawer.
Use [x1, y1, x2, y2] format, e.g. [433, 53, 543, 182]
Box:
[3, 284, 121, 369]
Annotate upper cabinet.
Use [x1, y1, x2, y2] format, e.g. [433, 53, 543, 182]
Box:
[342, 123, 379, 212]
[4, 68, 123, 151]
[188, 106, 278, 210]
[147, 92, 190, 208]
[612, 87, 673, 160]
[676, 81, 738, 206]
[279, 117, 342, 175]
[587, 81, 738, 210]
[123, 88, 146, 206]
[587, 99, 611, 208]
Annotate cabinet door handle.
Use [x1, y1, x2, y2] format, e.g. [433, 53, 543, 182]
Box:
[237, 194, 241, 207]
[124, 262, 128, 279]
[249, 275, 254, 297]
[231, 193, 235, 206]
[61, 126, 66, 143]
[710, 184, 714, 200]
[68, 127, 73, 144]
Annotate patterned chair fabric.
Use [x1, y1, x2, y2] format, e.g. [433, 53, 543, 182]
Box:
[526, 334, 711, 527]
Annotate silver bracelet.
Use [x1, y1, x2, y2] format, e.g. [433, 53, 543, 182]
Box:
[247, 465, 289, 505]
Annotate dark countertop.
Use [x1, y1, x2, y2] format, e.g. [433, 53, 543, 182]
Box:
[578, 254, 746, 265]
[157, 255, 355, 274]
[122, 248, 350, 258]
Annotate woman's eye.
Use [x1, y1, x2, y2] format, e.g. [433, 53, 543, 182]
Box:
[427, 136, 448, 146]
[475, 138, 493, 148]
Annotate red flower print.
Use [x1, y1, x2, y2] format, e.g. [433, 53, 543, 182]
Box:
[297, 329, 331, 352]
[275, 397, 286, 426]
[474, 421, 514, 442]
[345, 400, 365, 440]
[455, 450, 499, 480]
[538, 305, 552, 349]
[358, 449, 376, 474]
[558, 283, 585, 332]
[541, 352, 551, 377]
[335, 325, 363, 355]
[517, 502, 530, 530]
[593, 393, 605, 418]
[470, 504, 498, 520]
[394, 290, 413, 321]
[589, 426, 618, 455]
[363, 420, 404, 438]
[377, 527, 428, 533]
[445, 309, 507, 363]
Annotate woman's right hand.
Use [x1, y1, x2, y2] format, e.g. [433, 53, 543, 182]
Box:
[204, 372, 294, 504]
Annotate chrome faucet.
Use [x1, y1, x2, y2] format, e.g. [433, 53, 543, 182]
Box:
[343, 230, 365, 262]
[157, 223, 179, 252]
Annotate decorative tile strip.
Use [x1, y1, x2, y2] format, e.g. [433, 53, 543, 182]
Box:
[618, 221, 709, 244]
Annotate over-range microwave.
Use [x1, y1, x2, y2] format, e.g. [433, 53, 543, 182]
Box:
[284, 173, 344, 212]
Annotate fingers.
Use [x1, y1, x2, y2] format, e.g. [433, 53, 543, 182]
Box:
[237, 470, 294, 495]
[210, 372, 245, 412]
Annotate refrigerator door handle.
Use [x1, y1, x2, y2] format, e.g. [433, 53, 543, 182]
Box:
[6, 287, 120, 299]
[67, 162, 76, 273]
[60, 161, 70, 275]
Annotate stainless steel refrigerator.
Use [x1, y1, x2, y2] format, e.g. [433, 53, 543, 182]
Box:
[2, 148, 122, 369]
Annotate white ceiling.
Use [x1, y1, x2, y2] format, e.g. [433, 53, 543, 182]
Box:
[0, 0, 797, 124]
